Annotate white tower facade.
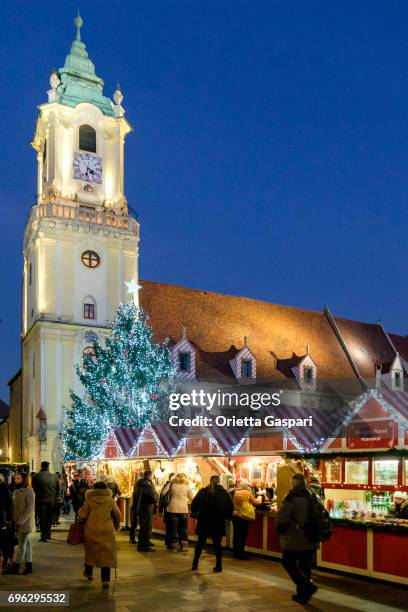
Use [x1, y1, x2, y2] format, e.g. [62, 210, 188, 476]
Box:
[21, 16, 139, 469]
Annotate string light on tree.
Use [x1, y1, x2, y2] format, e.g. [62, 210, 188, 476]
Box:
[62, 301, 176, 460]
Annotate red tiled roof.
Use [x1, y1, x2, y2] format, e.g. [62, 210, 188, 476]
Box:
[389, 333, 408, 364]
[332, 318, 395, 381]
[139, 281, 359, 384]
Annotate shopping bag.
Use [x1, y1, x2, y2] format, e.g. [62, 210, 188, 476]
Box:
[233, 500, 256, 522]
[67, 521, 85, 545]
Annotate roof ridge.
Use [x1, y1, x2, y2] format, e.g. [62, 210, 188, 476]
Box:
[140, 279, 324, 315]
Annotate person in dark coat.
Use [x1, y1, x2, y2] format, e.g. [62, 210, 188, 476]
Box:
[31, 462, 60, 542]
[276, 473, 320, 604]
[191, 475, 233, 572]
[132, 471, 158, 552]
[106, 476, 121, 501]
[0, 473, 14, 569]
[69, 471, 89, 518]
[0, 473, 12, 527]
[52, 473, 64, 526]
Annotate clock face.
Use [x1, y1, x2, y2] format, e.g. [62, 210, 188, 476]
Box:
[73, 152, 103, 184]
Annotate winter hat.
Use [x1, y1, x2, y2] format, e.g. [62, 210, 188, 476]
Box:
[394, 491, 407, 501]
[236, 478, 253, 492]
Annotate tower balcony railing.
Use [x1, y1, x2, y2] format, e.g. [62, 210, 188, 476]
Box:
[33, 199, 139, 235]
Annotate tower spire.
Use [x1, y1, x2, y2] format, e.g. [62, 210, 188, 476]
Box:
[55, 12, 115, 116]
[74, 10, 83, 42]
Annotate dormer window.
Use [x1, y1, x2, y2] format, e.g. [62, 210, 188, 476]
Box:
[241, 359, 253, 378]
[393, 370, 403, 390]
[230, 342, 256, 384]
[303, 366, 313, 385]
[172, 330, 196, 379]
[179, 352, 191, 373]
[79, 124, 96, 153]
[389, 354, 404, 391]
[291, 351, 317, 391]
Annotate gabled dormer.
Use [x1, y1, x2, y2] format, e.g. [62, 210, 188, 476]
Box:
[172, 328, 196, 380]
[291, 349, 317, 391]
[390, 354, 404, 391]
[229, 338, 256, 384]
[377, 353, 405, 391]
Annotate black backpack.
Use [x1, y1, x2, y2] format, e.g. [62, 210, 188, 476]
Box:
[159, 483, 172, 514]
[304, 493, 332, 543]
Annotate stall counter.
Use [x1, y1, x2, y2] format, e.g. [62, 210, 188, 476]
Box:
[240, 511, 408, 585]
[121, 503, 408, 585]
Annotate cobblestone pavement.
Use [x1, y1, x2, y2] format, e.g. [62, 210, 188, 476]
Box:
[0, 529, 407, 612]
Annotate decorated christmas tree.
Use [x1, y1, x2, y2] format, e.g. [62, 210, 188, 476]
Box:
[62, 301, 175, 460]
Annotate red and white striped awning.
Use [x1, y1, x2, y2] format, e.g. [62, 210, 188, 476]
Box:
[207, 422, 250, 454]
[380, 387, 408, 422]
[264, 403, 350, 452]
[113, 427, 144, 456]
[151, 421, 188, 456]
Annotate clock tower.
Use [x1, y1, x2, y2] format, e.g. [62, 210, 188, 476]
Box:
[22, 15, 139, 469]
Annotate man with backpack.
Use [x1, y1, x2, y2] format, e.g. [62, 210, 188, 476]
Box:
[276, 473, 331, 604]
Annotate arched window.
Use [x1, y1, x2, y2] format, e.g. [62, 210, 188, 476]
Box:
[83, 346, 97, 367]
[79, 124, 96, 153]
[83, 296, 96, 320]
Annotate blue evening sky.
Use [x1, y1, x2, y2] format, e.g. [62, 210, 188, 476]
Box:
[1, 0, 408, 400]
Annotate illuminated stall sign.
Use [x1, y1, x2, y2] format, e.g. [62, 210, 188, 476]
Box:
[347, 420, 395, 449]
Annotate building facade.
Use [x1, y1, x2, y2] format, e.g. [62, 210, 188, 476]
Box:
[8, 16, 408, 471]
[20, 16, 139, 469]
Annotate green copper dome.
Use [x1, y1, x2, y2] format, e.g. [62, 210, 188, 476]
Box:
[55, 13, 114, 116]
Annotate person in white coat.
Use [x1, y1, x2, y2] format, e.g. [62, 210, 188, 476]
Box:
[163, 473, 193, 551]
[6, 473, 36, 575]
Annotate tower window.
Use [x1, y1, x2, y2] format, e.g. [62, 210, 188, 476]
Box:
[83, 303, 95, 319]
[79, 124, 96, 153]
[241, 359, 252, 378]
[29, 262, 32, 286]
[303, 366, 314, 384]
[179, 352, 191, 372]
[81, 250, 100, 269]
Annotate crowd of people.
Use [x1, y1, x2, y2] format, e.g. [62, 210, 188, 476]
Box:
[9, 461, 407, 603]
[0, 463, 325, 602]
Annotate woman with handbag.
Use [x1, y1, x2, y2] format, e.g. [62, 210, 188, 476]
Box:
[190, 475, 233, 573]
[231, 479, 260, 560]
[5, 472, 35, 575]
[77, 479, 121, 588]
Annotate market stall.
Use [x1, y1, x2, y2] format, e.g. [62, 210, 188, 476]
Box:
[65, 387, 407, 584]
